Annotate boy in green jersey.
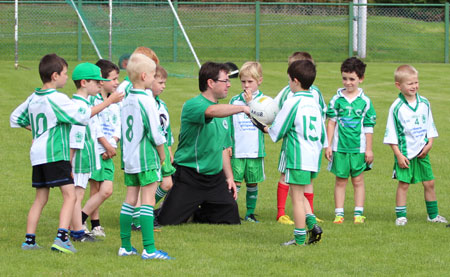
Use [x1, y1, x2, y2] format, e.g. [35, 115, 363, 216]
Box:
[384, 65, 447, 226]
[248, 60, 325, 245]
[325, 57, 376, 224]
[229, 61, 266, 223]
[118, 53, 172, 259]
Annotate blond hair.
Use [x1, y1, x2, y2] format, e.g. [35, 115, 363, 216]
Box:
[288, 52, 314, 66]
[239, 61, 262, 80]
[133, 47, 159, 65]
[395, 65, 418, 83]
[126, 53, 156, 84]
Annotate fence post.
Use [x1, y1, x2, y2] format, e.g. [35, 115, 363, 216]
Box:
[255, 1, 260, 62]
[173, 0, 178, 62]
[77, 0, 82, 61]
[348, 2, 354, 58]
[445, 2, 449, 63]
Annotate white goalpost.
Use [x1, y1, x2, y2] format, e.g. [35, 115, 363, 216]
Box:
[14, 0, 18, 69]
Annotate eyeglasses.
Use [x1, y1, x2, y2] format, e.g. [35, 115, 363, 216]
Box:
[216, 79, 231, 84]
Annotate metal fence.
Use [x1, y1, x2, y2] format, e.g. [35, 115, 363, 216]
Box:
[1, 1, 449, 76]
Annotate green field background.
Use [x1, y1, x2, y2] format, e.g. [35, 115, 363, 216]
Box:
[0, 61, 449, 275]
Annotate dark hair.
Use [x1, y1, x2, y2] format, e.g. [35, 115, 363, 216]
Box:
[155, 65, 168, 79]
[288, 51, 314, 66]
[341, 57, 366, 78]
[73, 80, 82, 89]
[39, 54, 68, 83]
[198, 62, 230, 92]
[287, 60, 316, 90]
[95, 59, 119, 79]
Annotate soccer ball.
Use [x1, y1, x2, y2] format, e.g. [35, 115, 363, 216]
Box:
[249, 96, 279, 125]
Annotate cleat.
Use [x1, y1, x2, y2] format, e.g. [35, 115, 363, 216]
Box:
[131, 223, 141, 231]
[72, 233, 97, 242]
[354, 215, 366, 224]
[306, 224, 322, 245]
[51, 238, 77, 254]
[141, 249, 173, 260]
[316, 217, 324, 223]
[82, 223, 92, 235]
[395, 217, 408, 226]
[118, 247, 137, 256]
[280, 239, 304, 246]
[427, 215, 448, 223]
[21, 243, 42, 250]
[91, 226, 106, 237]
[277, 215, 294, 225]
[333, 215, 344, 224]
[245, 214, 259, 223]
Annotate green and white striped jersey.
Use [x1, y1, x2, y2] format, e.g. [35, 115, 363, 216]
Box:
[10, 88, 91, 166]
[268, 91, 327, 172]
[155, 96, 174, 146]
[327, 88, 376, 153]
[229, 90, 266, 158]
[70, 94, 100, 173]
[117, 77, 132, 97]
[383, 93, 438, 159]
[274, 84, 327, 117]
[174, 94, 232, 175]
[92, 93, 121, 153]
[121, 89, 166, 174]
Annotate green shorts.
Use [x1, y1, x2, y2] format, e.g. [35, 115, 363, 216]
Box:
[285, 168, 317, 185]
[393, 154, 434, 184]
[161, 144, 176, 177]
[90, 156, 115, 182]
[328, 152, 369, 178]
[231, 157, 265, 183]
[124, 169, 161, 187]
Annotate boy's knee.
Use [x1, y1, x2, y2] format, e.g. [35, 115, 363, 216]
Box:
[423, 180, 435, 189]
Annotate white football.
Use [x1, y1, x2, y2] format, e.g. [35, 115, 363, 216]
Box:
[249, 96, 279, 125]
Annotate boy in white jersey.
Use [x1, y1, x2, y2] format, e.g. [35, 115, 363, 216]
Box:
[326, 57, 376, 224]
[118, 53, 172, 260]
[229, 61, 266, 223]
[384, 65, 447, 226]
[81, 60, 121, 237]
[69, 62, 113, 243]
[151, 65, 176, 207]
[273, 52, 326, 225]
[10, 54, 122, 254]
[116, 46, 159, 231]
[249, 60, 325, 245]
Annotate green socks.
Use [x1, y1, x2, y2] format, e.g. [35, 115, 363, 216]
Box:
[120, 203, 134, 251]
[246, 185, 258, 216]
[294, 228, 306, 245]
[306, 214, 317, 230]
[132, 207, 141, 227]
[426, 201, 439, 219]
[155, 186, 168, 204]
[140, 205, 156, 253]
[354, 207, 364, 217]
[396, 206, 407, 218]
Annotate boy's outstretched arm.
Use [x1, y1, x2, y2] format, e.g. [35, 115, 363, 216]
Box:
[325, 120, 336, 162]
[90, 91, 123, 117]
[389, 144, 409, 168]
[365, 133, 374, 164]
[417, 138, 433, 159]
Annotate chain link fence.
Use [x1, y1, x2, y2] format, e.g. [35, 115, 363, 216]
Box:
[1, 1, 449, 77]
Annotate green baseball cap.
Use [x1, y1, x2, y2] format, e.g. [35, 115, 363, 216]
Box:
[72, 62, 110, 81]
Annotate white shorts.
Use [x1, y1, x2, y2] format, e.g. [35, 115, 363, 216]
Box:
[73, 172, 91, 189]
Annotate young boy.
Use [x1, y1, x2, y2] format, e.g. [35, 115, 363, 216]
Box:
[80, 59, 121, 237]
[384, 65, 447, 226]
[249, 60, 325, 245]
[325, 57, 376, 224]
[151, 65, 176, 206]
[10, 54, 121, 253]
[229, 61, 266, 223]
[273, 52, 327, 225]
[118, 53, 172, 259]
[69, 62, 114, 242]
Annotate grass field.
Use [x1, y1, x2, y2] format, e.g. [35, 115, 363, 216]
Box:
[1, 60, 450, 276]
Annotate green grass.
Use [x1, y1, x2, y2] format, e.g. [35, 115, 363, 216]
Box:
[1, 60, 450, 275]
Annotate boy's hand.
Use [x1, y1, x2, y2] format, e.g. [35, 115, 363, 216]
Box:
[226, 178, 238, 200]
[107, 91, 124, 104]
[325, 147, 333, 162]
[396, 153, 410, 168]
[105, 145, 116, 158]
[243, 89, 252, 104]
[102, 152, 109, 160]
[417, 143, 432, 159]
[365, 150, 374, 164]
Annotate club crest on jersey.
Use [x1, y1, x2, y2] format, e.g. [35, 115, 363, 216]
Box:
[75, 131, 83, 143]
[222, 119, 228, 129]
[78, 107, 86, 114]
